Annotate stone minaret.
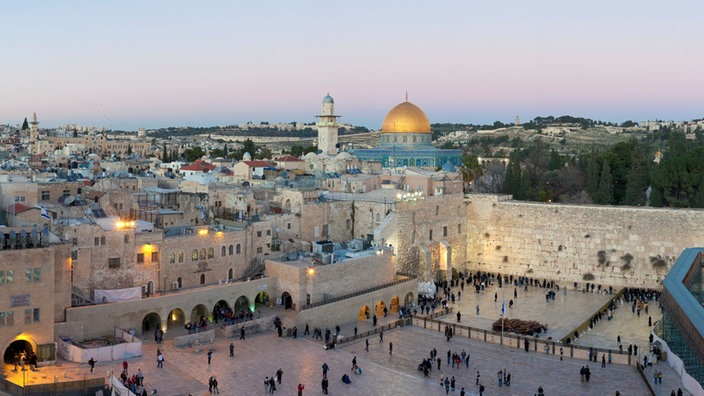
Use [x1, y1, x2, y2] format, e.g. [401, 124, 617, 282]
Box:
[316, 94, 340, 156]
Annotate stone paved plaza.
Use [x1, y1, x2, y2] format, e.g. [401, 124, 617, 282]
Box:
[1, 283, 692, 395]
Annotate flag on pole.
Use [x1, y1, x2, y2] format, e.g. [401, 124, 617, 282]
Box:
[501, 299, 506, 316]
[40, 206, 51, 220]
[201, 206, 207, 221]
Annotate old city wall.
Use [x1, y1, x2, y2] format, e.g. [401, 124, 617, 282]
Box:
[466, 194, 704, 288]
[60, 277, 277, 341]
[391, 194, 468, 280]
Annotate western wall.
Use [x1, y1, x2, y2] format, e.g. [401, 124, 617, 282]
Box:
[465, 194, 704, 289]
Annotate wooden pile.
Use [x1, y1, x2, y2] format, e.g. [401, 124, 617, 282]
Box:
[492, 318, 543, 335]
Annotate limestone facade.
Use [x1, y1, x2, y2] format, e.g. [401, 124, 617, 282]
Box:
[465, 194, 704, 288]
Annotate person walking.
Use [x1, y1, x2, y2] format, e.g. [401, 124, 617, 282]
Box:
[379, 330, 384, 343]
[365, 339, 369, 352]
[457, 311, 461, 323]
[276, 368, 283, 385]
[476, 371, 480, 385]
[240, 326, 245, 340]
[207, 349, 212, 365]
[156, 353, 164, 368]
[88, 357, 95, 373]
[321, 375, 328, 395]
[444, 376, 450, 395]
[229, 342, 234, 357]
[297, 383, 305, 396]
[211, 377, 219, 394]
[389, 342, 393, 355]
[322, 362, 329, 377]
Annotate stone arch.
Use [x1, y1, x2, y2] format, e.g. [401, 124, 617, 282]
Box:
[284, 199, 291, 210]
[234, 295, 250, 314]
[221, 246, 226, 257]
[358, 305, 371, 320]
[3, 338, 35, 364]
[228, 268, 233, 280]
[199, 248, 206, 260]
[167, 308, 185, 331]
[228, 244, 234, 255]
[281, 292, 293, 310]
[236, 244, 241, 254]
[255, 291, 270, 308]
[404, 292, 415, 306]
[389, 296, 400, 314]
[200, 274, 205, 284]
[375, 300, 387, 317]
[142, 312, 161, 334]
[213, 300, 231, 322]
[190, 304, 209, 324]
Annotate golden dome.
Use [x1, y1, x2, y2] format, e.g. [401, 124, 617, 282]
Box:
[381, 101, 431, 134]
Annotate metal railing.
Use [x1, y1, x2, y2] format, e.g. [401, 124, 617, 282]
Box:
[300, 275, 416, 311]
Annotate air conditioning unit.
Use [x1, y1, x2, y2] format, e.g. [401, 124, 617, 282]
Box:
[171, 281, 180, 290]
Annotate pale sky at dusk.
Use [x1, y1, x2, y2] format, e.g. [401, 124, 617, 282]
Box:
[2, 1, 703, 130]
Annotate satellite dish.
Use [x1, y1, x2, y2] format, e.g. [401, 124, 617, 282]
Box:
[64, 195, 75, 205]
[274, 227, 281, 233]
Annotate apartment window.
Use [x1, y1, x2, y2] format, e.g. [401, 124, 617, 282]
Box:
[41, 191, 50, 201]
[124, 235, 129, 243]
[221, 246, 226, 257]
[0, 270, 4, 285]
[169, 252, 176, 264]
[287, 223, 291, 230]
[266, 230, 271, 236]
[62, 189, 70, 197]
[33, 308, 39, 323]
[108, 258, 121, 268]
[207, 247, 214, 259]
[94, 237, 100, 246]
[136, 253, 144, 264]
[443, 226, 448, 237]
[34, 268, 40, 282]
[429, 229, 433, 241]
[256, 247, 263, 254]
[14, 196, 26, 203]
[178, 251, 184, 263]
[199, 249, 206, 260]
[101, 236, 105, 245]
[24, 309, 32, 325]
[6, 270, 13, 284]
[151, 252, 159, 262]
[71, 250, 78, 260]
[192, 250, 198, 261]
[236, 244, 241, 254]
[228, 245, 234, 255]
[5, 311, 13, 326]
[72, 238, 78, 246]
[257, 231, 262, 237]
[25, 269, 32, 283]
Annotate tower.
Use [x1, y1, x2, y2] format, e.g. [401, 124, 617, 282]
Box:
[29, 113, 40, 154]
[316, 94, 340, 156]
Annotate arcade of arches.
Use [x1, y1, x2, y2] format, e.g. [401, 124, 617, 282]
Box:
[357, 292, 413, 320]
[140, 291, 272, 335]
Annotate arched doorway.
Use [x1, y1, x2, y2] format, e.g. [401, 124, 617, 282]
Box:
[281, 292, 293, 310]
[358, 305, 371, 320]
[213, 300, 232, 323]
[389, 296, 400, 314]
[375, 300, 387, 317]
[404, 292, 415, 306]
[255, 291, 270, 308]
[191, 304, 209, 325]
[167, 308, 185, 331]
[142, 312, 161, 334]
[147, 281, 154, 295]
[3, 339, 33, 364]
[228, 268, 233, 280]
[200, 274, 206, 284]
[234, 296, 250, 314]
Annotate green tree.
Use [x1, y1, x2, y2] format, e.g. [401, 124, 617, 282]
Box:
[594, 158, 614, 204]
[183, 146, 205, 162]
[623, 139, 649, 205]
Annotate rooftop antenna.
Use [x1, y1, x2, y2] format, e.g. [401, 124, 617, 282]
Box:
[405, 92, 408, 102]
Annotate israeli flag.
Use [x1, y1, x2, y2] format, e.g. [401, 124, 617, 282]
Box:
[501, 299, 506, 316]
[40, 206, 51, 220]
[201, 206, 207, 221]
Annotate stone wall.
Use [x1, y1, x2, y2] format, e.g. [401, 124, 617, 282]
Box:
[466, 194, 704, 288]
[292, 279, 417, 330]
